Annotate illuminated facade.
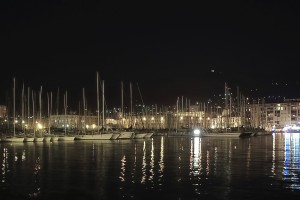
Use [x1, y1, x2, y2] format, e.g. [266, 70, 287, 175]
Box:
[207, 99, 300, 131]
[0, 105, 7, 118]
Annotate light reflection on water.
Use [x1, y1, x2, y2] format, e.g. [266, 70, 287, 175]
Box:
[283, 133, 300, 190]
[0, 134, 300, 200]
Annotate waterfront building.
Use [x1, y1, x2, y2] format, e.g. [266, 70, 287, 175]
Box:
[206, 98, 300, 132]
[0, 105, 7, 118]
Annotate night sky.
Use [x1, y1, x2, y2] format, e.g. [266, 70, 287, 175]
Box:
[1, 1, 300, 109]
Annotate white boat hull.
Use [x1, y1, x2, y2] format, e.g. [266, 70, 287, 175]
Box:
[144, 132, 154, 138]
[2, 137, 24, 142]
[75, 134, 113, 140]
[24, 137, 35, 142]
[58, 136, 75, 141]
[201, 132, 242, 137]
[118, 131, 134, 139]
[111, 133, 120, 140]
[134, 133, 147, 139]
[34, 137, 44, 142]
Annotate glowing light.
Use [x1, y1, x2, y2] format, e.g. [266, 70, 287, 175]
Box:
[37, 123, 43, 129]
[161, 117, 164, 121]
[193, 129, 200, 135]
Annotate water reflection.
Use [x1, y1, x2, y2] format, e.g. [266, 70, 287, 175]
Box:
[0, 135, 300, 200]
[283, 133, 300, 190]
[190, 136, 201, 176]
[1, 147, 8, 183]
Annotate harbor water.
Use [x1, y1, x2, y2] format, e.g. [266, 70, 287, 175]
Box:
[1, 133, 300, 200]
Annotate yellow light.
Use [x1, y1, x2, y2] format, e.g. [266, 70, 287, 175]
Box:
[151, 117, 154, 120]
[143, 117, 146, 121]
[92, 124, 96, 129]
[37, 123, 43, 129]
[161, 117, 164, 121]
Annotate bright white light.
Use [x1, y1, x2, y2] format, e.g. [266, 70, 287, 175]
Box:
[193, 129, 200, 135]
[37, 123, 43, 129]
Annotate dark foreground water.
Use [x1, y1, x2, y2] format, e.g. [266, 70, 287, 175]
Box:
[1, 133, 300, 200]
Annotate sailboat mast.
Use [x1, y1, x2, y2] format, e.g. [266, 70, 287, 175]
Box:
[82, 88, 86, 134]
[97, 72, 100, 133]
[130, 82, 132, 127]
[64, 91, 67, 136]
[27, 87, 30, 131]
[102, 80, 105, 129]
[39, 86, 42, 123]
[32, 91, 35, 136]
[47, 92, 52, 135]
[121, 81, 123, 119]
[56, 88, 59, 115]
[21, 83, 24, 132]
[176, 97, 179, 133]
[13, 77, 15, 137]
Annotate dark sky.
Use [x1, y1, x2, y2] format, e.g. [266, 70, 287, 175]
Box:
[1, 1, 300, 109]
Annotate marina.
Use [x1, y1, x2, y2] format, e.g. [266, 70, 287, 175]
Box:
[2, 2, 300, 199]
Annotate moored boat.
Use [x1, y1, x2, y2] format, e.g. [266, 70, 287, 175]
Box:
[144, 132, 154, 138]
[34, 137, 44, 142]
[75, 133, 113, 140]
[118, 131, 134, 139]
[58, 136, 75, 141]
[134, 133, 147, 139]
[2, 136, 25, 142]
[23, 137, 35, 142]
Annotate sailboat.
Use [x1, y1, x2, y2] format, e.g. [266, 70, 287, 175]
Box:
[34, 86, 44, 142]
[57, 91, 75, 141]
[2, 78, 24, 142]
[51, 89, 59, 141]
[75, 72, 113, 140]
[23, 86, 34, 142]
[117, 81, 134, 139]
[43, 92, 52, 142]
[134, 82, 154, 139]
[199, 83, 253, 138]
